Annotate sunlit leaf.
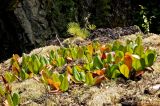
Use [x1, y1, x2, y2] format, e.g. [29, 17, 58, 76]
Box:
[12, 92, 20, 106]
[135, 35, 142, 46]
[124, 52, 132, 70]
[73, 66, 81, 82]
[77, 47, 84, 58]
[52, 73, 61, 85]
[56, 57, 66, 67]
[7, 94, 14, 106]
[134, 45, 144, 57]
[87, 43, 93, 56]
[107, 64, 120, 79]
[93, 70, 105, 76]
[85, 72, 95, 85]
[66, 66, 73, 74]
[105, 53, 115, 63]
[111, 69, 121, 79]
[60, 74, 69, 92]
[4, 72, 15, 83]
[132, 58, 142, 71]
[40, 56, 47, 68]
[112, 41, 121, 51]
[80, 71, 86, 82]
[115, 51, 124, 64]
[12, 62, 20, 75]
[20, 69, 29, 80]
[100, 45, 106, 53]
[93, 54, 103, 69]
[0, 84, 5, 96]
[11, 54, 20, 63]
[47, 79, 61, 90]
[119, 64, 129, 78]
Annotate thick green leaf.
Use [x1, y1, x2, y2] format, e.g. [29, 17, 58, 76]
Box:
[132, 58, 142, 71]
[87, 44, 93, 56]
[85, 72, 95, 85]
[80, 71, 86, 82]
[52, 73, 61, 83]
[33, 60, 39, 74]
[73, 67, 81, 82]
[111, 69, 121, 79]
[77, 47, 84, 58]
[119, 64, 129, 78]
[70, 48, 77, 59]
[126, 45, 133, 53]
[86, 53, 93, 63]
[60, 74, 69, 92]
[135, 35, 142, 46]
[7, 94, 14, 106]
[12, 92, 20, 106]
[50, 50, 55, 59]
[140, 58, 146, 69]
[44, 57, 50, 65]
[28, 62, 33, 73]
[112, 41, 121, 51]
[107, 64, 120, 78]
[4, 72, 15, 83]
[20, 69, 29, 80]
[93, 54, 103, 69]
[134, 45, 144, 57]
[40, 56, 46, 68]
[147, 53, 155, 67]
[0, 84, 5, 96]
[56, 57, 65, 67]
[108, 53, 115, 63]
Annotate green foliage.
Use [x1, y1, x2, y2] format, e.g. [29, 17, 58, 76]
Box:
[93, 54, 103, 69]
[87, 24, 96, 31]
[67, 22, 90, 38]
[119, 64, 129, 78]
[7, 92, 20, 106]
[0, 35, 156, 103]
[60, 73, 69, 92]
[139, 5, 150, 33]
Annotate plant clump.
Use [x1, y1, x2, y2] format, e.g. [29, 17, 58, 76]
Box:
[0, 35, 157, 105]
[67, 22, 96, 38]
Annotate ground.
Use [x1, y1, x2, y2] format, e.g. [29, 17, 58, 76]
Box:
[0, 33, 160, 106]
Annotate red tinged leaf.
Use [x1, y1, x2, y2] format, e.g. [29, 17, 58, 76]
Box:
[124, 52, 132, 70]
[12, 62, 20, 74]
[47, 79, 61, 90]
[12, 54, 20, 62]
[101, 53, 106, 59]
[94, 70, 105, 76]
[100, 45, 106, 53]
[94, 75, 105, 85]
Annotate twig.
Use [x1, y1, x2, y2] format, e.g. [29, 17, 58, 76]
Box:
[56, 34, 64, 47]
[14, 75, 22, 81]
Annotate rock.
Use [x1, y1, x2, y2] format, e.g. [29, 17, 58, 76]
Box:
[14, 0, 52, 45]
[90, 25, 141, 40]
